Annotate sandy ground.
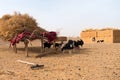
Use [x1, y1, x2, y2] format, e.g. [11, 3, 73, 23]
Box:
[0, 40, 120, 80]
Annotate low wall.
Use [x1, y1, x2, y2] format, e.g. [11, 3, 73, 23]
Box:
[80, 29, 116, 43]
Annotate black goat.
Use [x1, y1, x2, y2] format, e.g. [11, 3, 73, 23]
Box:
[97, 40, 104, 43]
[76, 39, 84, 47]
[43, 42, 52, 48]
[55, 41, 63, 48]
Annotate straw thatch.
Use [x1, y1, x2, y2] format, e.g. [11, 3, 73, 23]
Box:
[0, 12, 47, 40]
[83, 27, 119, 32]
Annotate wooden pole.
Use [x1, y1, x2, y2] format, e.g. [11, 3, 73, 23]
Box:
[24, 39, 29, 57]
[13, 44, 17, 53]
[17, 60, 35, 65]
[40, 38, 44, 53]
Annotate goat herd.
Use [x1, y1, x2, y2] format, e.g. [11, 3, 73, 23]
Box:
[43, 39, 84, 54]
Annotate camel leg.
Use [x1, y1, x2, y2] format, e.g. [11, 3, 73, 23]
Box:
[24, 40, 29, 57]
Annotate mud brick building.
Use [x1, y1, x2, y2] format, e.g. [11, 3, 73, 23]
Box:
[80, 29, 120, 43]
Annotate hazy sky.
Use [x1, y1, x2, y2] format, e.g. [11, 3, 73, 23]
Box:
[0, 0, 120, 37]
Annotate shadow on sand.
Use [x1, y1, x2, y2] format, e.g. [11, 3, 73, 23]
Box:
[6, 46, 92, 58]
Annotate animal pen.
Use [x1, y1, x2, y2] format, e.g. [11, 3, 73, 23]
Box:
[80, 29, 120, 43]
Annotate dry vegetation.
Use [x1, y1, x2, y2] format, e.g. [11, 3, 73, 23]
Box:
[83, 28, 119, 32]
[0, 12, 46, 41]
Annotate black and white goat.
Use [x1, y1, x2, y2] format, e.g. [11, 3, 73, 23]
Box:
[61, 39, 84, 53]
[54, 41, 64, 51]
[61, 40, 74, 53]
[55, 41, 63, 48]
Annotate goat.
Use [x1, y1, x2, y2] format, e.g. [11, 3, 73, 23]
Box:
[97, 40, 104, 43]
[43, 42, 53, 48]
[61, 39, 84, 54]
[55, 41, 63, 48]
[61, 40, 74, 53]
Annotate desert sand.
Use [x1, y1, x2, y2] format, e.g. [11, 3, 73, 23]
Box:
[0, 40, 120, 80]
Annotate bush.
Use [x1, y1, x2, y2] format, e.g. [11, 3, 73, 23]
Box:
[0, 12, 46, 40]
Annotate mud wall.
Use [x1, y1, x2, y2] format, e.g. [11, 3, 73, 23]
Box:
[96, 30, 113, 43]
[80, 30, 97, 43]
[113, 30, 120, 43]
[80, 30, 115, 43]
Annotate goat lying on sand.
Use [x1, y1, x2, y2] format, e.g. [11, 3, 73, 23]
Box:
[97, 40, 104, 43]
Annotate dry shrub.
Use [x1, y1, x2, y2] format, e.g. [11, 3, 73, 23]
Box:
[100, 28, 118, 31]
[82, 28, 97, 32]
[0, 12, 46, 40]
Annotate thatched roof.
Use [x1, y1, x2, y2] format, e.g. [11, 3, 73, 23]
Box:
[0, 12, 47, 40]
[83, 28, 119, 32]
